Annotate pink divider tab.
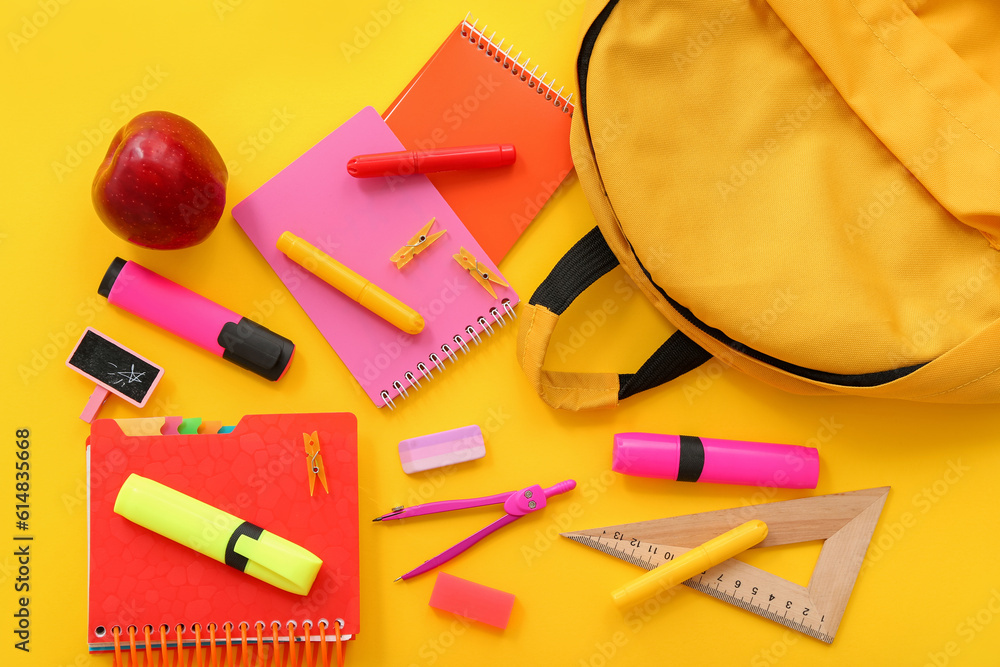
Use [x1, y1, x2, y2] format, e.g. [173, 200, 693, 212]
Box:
[398, 425, 485, 474]
[162, 416, 184, 435]
[429, 572, 514, 629]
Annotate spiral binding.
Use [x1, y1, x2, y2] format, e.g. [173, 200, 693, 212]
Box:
[104, 618, 347, 667]
[379, 298, 517, 409]
[459, 14, 575, 116]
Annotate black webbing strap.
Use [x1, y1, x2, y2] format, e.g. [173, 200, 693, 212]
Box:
[618, 331, 713, 400]
[529, 226, 621, 314]
[529, 226, 712, 401]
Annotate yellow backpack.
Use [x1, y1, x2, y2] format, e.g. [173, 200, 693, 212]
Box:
[518, 0, 1000, 408]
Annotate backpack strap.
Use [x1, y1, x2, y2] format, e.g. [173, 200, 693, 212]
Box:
[517, 227, 711, 409]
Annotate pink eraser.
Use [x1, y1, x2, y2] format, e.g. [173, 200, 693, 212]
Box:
[429, 573, 515, 629]
[399, 425, 485, 474]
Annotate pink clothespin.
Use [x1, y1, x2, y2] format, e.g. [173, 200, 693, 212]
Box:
[374, 479, 576, 580]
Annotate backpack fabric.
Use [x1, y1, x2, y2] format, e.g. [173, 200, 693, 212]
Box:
[518, 0, 1000, 408]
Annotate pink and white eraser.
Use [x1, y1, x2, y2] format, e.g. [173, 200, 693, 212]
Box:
[429, 572, 515, 629]
[398, 425, 485, 474]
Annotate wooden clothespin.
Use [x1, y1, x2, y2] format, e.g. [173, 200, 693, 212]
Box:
[391, 217, 447, 268]
[303, 431, 328, 495]
[454, 247, 509, 298]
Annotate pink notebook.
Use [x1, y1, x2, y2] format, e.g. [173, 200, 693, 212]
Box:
[233, 107, 518, 408]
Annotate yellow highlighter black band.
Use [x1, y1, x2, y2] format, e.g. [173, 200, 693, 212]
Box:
[226, 521, 265, 571]
[114, 473, 322, 596]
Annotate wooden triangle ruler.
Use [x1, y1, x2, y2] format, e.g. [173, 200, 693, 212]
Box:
[562, 486, 890, 644]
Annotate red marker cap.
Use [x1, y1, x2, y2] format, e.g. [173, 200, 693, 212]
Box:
[347, 144, 516, 178]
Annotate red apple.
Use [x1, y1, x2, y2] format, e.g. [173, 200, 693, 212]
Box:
[93, 111, 228, 249]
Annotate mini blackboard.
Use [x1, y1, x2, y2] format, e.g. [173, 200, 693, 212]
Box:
[67, 328, 163, 406]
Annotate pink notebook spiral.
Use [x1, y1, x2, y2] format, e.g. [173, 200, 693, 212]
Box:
[232, 106, 518, 408]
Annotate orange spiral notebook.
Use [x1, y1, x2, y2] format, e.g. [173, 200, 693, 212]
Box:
[86, 413, 359, 665]
[383, 16, 575, 264]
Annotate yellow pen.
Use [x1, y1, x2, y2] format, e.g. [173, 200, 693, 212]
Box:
[114, 473, 322, 596]
[277, 231, 425, 335]
[611, 519, 768, 608]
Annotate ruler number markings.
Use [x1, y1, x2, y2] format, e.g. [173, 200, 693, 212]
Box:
[605, 535, 824, 634]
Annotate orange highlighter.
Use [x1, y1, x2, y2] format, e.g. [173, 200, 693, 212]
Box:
[277, 232, 424, 335]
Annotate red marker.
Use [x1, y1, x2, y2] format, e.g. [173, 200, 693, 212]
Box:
[347, 144, 516, 178]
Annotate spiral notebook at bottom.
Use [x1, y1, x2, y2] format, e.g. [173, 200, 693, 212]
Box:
[86, 413, 359, 659]
[233, 106, 518, 409]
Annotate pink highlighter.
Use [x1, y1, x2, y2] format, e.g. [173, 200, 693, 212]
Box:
[612, 433, 818, 489]
[98, 258, 294, 381]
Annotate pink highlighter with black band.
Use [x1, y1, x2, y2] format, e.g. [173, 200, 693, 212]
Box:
[612, 433, 819, 489]
[98, 257, 294, 381]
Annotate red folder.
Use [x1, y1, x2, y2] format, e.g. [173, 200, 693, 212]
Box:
[86, 413, 359, 655]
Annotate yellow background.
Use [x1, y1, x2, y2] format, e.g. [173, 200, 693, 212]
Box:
[2, 1, 1000, 666]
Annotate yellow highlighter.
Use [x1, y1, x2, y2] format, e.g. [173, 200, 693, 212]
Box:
[114, 473, 322, 596]
[277, 231, 425, 335]
[612, 519, 768, 609]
